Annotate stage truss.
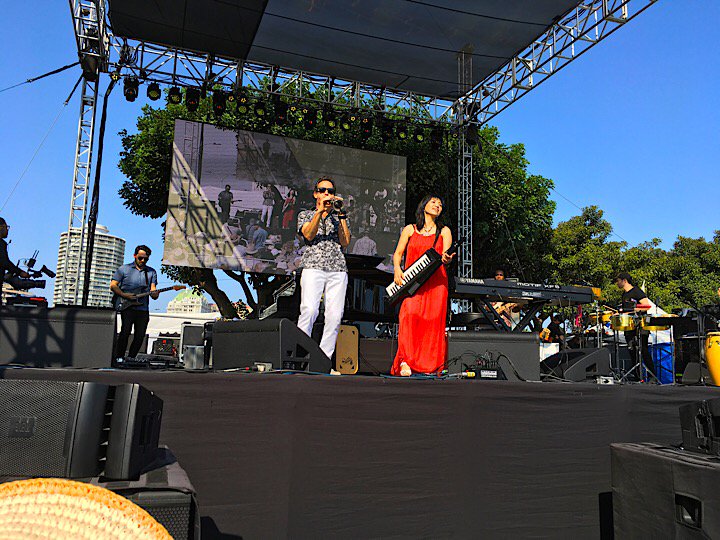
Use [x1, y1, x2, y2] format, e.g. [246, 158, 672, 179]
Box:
[62, 0, 658, 305]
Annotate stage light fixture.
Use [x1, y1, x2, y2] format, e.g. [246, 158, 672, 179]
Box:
[167, 86, 182, 104]
[340, 113, 352, 131]
[360, 115, 373, 139]
[397, 122, 409, 140]
[414, 126, 426, 143]
[430, 125, 443, 149]
[381, 119, 395, 142]
[123, 76, 139, 102]
[226, 90, 236, 104]
[146, 82, 161, 101]
[303, 107, 318, 130]
[274, 100, 288, 125]
[254, 101, 267, 118]
[110, 71, 121, 82]
[466, 124, 479, 146]
[323, 107, 338, 129]
[185, 87, 201, 112]
[213, 90, 228, 117]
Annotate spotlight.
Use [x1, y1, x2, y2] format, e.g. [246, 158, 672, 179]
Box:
[185, 87, 201, 112]
[323, 107, 338, 129]
[146, 82, 161, 101]
[360, 115, 373, 139]
[274, 99, 288, 125]
[466, 123, 479, 146]
[168, 86, 182, 105]
[123, 76, 139, 102]
[414, 126, 426, 143]
[430, 125, 443, 149]
[381, 118, 395, 141]
[253, 101, 267, 118]
[303, 106, 318, 130]
[110, 71, 121, 82]
[213, 90, 228, 117]
[397, 122, 409, 140]
[226, 90, 236, 104]
[340, 113, 352, 131]
[237, 92, 249, 115]
[289, 102, 300, 114]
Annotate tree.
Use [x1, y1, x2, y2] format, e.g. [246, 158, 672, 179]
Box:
[117, 89, 557, 313]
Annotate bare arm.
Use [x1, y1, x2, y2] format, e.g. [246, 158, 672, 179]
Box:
[338, 215, 351, 248]
[440, 226, 455, 265]
[300, 210, 327, 242]
[110, 279, 135, 299]
[392, 225, 414, 285]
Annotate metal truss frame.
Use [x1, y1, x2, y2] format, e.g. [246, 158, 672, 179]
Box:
[446, 0, 659, 125]
[61, 0, 658, 304]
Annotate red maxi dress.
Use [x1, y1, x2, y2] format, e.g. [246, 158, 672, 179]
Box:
[391, 229, 448, 375]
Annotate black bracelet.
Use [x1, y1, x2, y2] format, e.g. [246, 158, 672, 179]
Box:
[338, 213, 347, 220]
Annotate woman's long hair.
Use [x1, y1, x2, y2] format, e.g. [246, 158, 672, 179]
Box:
[415, 194, 446, 232]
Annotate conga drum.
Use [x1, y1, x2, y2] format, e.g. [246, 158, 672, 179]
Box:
[705, 332, 720, 386]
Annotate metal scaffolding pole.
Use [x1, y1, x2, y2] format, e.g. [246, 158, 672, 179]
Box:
[58, 78, 99, 304]
[456, 48, 473, 313]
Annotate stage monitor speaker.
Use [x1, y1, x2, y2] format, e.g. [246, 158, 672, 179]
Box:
[612, 442, 720, 538]
[675, 336, 702, 383]
[447, 331, 540, 381]
[336, 325, 359, 374]
[0, 379, 109, 478]
[180, 323, 204, 357]
[540, 347, 611, 381]
[0, 380, 162, 480]
[105, 384, 164, 480]
[0, 306, 116, 368]
[212, 318, 332, 373]
[679, 398, 720, 455]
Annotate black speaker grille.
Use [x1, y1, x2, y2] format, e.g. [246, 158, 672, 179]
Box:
[126, 491, 193, 540]
[0, 380, 79, 477]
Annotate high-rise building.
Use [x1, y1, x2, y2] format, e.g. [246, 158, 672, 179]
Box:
[53, 225, 126, 307]
[167, 289, 214, 313]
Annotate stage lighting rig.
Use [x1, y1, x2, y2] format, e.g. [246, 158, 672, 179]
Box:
[146, 82, 161, 101]
[168, 86, 182, 104]
[274, 99, 288, 125]
[303, 106, 318, 130]
[110, 71, 121, 82]
[123, 76, 139, 102]
[340, 109, 358, 132]
[397, 123, 409, 140]
[323, 107, 338, 129]
[253, 101, 267, 118]
[380, 118, 395, 142]
[414, 126, 426, 143]
[213, 90, 228, 117]
[360, 115, 373, 138]
[185, 87, 201, 112]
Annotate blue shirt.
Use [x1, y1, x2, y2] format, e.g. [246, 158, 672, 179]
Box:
[112, 263, 158, 311]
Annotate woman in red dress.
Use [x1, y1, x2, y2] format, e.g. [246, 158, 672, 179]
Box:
[391, 195, 455, 376]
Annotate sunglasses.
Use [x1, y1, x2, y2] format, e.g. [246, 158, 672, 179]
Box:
[315, 187, 336, 194]
[137, 256, 149, 261]
[495, 273, 504, 277]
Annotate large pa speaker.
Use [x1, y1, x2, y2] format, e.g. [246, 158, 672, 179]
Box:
[540, 347, 611, 381]
[447, 331, 540, 381]
[123, 490, 199, 540]
[212, 318, 332, 372]
[0, 379, 109, 478]
[0, 306, 116, 368]
[612, 442, 720, 538]
[0, 379, 162, 480]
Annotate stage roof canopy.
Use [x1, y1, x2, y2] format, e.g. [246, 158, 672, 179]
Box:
[107, 0, 581, 99]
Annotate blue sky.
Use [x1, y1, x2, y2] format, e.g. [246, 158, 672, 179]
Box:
[1, 1, 717, 310]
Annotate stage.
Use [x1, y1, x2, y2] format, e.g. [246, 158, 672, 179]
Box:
[1, 367, 716, 538]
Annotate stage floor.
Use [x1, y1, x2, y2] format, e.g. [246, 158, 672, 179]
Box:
[1, 367, 717, 539]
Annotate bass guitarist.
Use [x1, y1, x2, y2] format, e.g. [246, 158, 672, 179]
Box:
[110, 245, 159, 359]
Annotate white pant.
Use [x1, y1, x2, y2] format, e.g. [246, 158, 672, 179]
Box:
[297, 268, 348, 359]
[261, 205, 273, 227]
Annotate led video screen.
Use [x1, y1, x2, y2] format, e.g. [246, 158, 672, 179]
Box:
[163, 120, 407, 275]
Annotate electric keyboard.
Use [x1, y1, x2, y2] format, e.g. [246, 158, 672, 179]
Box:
[385, 248, 442, 305]
[452, 278, 594, 306]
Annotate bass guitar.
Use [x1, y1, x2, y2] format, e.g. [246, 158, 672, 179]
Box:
[114, 285, 186, 312]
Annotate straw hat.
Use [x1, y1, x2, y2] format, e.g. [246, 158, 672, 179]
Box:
[0, 478, 171, 539]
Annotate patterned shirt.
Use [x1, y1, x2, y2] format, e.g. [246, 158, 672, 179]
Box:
[297, 209, 348, 272]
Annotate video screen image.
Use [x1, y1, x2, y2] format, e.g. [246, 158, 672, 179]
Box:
[163, 120, 407, 275]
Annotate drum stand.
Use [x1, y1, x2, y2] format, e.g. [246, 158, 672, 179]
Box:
[619, 328, 659, 384]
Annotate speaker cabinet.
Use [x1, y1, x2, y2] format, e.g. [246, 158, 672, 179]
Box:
[212, 318, 332, 373]
[0, 380, 109, 478]
[105, 384, 164, 480]
[0, 306, 116, 368]
[540, 347, 612, 381]
[122, 490, 199, 540]
[0, 379, 162, 480]
[612, 442, 720, 538]
[447, 331, 540, 381]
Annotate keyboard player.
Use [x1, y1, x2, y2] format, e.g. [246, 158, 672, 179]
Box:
[491, 267, 519, 327]
[391, 195, 454, 376]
